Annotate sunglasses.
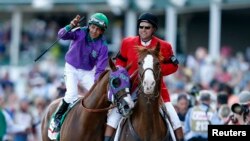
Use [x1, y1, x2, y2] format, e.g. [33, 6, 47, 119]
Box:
[139, 26, 152, 30]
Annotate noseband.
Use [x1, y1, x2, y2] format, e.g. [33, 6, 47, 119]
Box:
[111, 87, 130, 111]
[138, 66, 161, 103]
[139, 68, 159, 81]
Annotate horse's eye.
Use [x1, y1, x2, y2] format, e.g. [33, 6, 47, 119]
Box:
[155, 62, 160, 66]
[112, 78, 121, 88]
[138, 61, 142, 65]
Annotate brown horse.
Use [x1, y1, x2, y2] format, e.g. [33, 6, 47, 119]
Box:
[118, 43, 170, 141]
[41, 59, 134, 141]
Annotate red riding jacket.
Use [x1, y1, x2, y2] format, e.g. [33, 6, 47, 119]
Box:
[115, 36, 178, 102]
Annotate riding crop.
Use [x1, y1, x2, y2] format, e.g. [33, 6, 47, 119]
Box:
[34, 16, 85, 62]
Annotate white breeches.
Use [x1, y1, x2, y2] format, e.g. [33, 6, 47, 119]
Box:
[164, 102, 182, 130]
[107, 108, 122, 129]
[107, 102, 181, 130]
[63, 63, 95, 104]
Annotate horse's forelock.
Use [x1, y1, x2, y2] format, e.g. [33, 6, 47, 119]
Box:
[135, 45, 145, 56]
[135, 45, 149, 60]
[157, 51, 164, 62]
[136, 45, 163, 62]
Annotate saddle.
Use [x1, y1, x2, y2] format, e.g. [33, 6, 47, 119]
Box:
[48, 99, 81, 140]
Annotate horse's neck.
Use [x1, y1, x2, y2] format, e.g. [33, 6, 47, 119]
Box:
[132, 92, 161, 125]
[135, 81, 162, 115]
[131, 93, 165, 139]
[83, 71, 110, 108]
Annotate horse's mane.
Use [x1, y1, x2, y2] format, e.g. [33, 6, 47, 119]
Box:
[85, 69, 109, 95]
[135, 42, 163, 61]
[96, 69, 110, 82]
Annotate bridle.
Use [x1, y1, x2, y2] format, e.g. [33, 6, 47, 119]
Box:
[82, 70, 131, 113]
[112, 88, 131, 115]
[139, 68, 160, 82]
[138, 58, 161, 103]
[81, 83, 130, 113]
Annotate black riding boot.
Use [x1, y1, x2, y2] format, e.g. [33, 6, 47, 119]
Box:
[54, 99, 69, 129]
[104, 136, 112, 141]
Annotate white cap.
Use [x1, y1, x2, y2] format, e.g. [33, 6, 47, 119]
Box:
[197, 90, 212, 101]
[238, 91, 250, 104]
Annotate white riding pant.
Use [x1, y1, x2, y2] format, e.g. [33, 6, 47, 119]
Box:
[164, 102, 182, 130]
[63, 63, 95, 104]
[107, 102, 182, 130]
[107, 107, 122, 128]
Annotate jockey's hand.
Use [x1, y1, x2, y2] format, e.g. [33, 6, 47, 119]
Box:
[70, 15, 81, 28]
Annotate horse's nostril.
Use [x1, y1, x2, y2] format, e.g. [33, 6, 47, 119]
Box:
[124, 104, 129, 110]
[152, 81, 155, 86]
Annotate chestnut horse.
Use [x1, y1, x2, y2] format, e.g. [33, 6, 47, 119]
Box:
[118, 43, 171, 141]
[41, 59, 134, 141]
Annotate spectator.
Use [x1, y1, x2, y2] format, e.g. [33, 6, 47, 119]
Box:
[184, 90, 221, 141]
[0, 93, 29, 141]
[13, 98, 33, 141]
[32, 96, 47, 141]
[176, 94, 190, 126]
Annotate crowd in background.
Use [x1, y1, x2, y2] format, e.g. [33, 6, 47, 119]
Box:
[0, 17, 67, 65]
[1, 17, 250, 141]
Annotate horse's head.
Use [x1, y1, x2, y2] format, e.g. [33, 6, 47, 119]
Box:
[108, 58, 135, 117]
[137, 42, 162, 95]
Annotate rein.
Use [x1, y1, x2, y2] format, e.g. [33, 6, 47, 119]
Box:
[81, 81, 129, 113]
[81, 72, 116, 113]
[81, 98, 115, 112]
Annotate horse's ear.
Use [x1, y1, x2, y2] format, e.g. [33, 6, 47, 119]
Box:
[135, 45, 144, 53]
[155, 42, 160, 55]
[125, 62, 132, 71]
[109, 58, 117, 71]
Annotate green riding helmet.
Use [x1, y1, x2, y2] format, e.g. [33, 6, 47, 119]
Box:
[88, 13, 109, 30]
